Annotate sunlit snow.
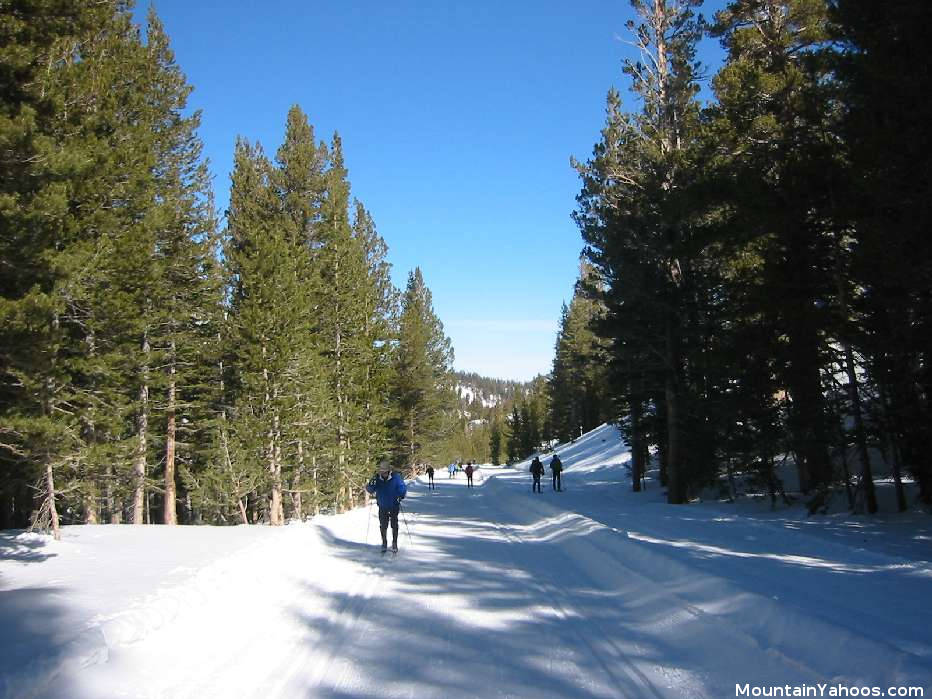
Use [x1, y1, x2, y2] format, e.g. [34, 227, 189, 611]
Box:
[2, 424, 931, 698]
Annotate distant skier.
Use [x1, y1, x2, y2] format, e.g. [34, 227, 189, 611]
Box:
[550, 454, 563, 491]
[426, 465, 435, 490]
[465, 462, 474, 488]
[448, 462, 456, 479]
[366, 460, 407, 553]
[530, 456, 544, 493]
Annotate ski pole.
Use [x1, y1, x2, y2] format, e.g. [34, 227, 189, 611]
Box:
[399, 502, 413, 547]
[365, 499, 374, 544]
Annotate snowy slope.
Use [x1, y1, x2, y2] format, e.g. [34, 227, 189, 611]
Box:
[2, 424, 931, 698]
[455, 384, 501, 409]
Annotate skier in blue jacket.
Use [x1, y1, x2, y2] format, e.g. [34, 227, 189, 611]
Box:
[366, 459, 407, 553]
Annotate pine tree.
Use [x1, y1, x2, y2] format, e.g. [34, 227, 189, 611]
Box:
[506, 404, 522, 464]
[390, 268, 454, 471]
[226, 138, 315, 525]
[351, 201, 396, 481]
[549, 264, 611, 443]
[519, 402, 534, 456]
[268, 105, 332, 518]
[316, 133, 373, 511]
[136, 11, 219, 525]
[0, 1, 187, 533]
[575, 0, 705, 502]
[489, 410, 503, 465]
[711, 0, 838, 493]
[830, 0, 932, 505]
[223, 107, 399, 524]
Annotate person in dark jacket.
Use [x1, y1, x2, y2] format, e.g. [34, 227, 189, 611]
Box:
[550, 454, 563, 491]
[529, 456, 544, 493]
[366, 460, 407, 553]
[465, 462, 474, 488]
[425, 465, 435, 490]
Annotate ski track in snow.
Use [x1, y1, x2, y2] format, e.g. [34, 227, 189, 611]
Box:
[484, 509, 666, 698]
[3, 424, 932, 698]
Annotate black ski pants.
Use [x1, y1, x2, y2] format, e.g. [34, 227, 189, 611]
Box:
[379, 505, 400, 545]
[532, 475, 542, 493]
[552, 471, 562, 491]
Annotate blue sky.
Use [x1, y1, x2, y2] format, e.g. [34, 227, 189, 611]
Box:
[138, 1, 726, 382]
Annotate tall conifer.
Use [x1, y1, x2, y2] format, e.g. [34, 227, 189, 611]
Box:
[712, 0, 838, 492]
[390, 268, 454, 470]
[226, 139, 312, 525]
[576, 0, 705, 502]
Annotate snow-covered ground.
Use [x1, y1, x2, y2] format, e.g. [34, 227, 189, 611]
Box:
[2, 424, 931, 698]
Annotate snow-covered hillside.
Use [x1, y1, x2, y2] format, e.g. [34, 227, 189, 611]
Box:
[2, 424, 931, 698]
[455, 383, 501, 409]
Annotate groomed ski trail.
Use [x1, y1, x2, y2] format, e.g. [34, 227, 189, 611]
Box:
[66, 460, 932, 698]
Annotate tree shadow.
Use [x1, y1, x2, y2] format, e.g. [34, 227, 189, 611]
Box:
[300, 526, 672, 699]
[300, 470, 852, 698]
[0, 530, 57, 563]
[529, 472, 932, 681]
[0, 585, 106, 698]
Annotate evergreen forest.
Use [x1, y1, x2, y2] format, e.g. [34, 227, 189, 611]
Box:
[2, 0, 930, 536]
[549, 0, 932, 512]
[0, 2, 461, 534]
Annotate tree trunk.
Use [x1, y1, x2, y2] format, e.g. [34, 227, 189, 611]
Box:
[630, 397, 644, 492]
[835, 259, 877, 513]
[45, 456, 61, 541]
[294, 439, 305, 521]
[838, 418, 853, 509]
[652, 0, 671, 156]
[787, 346, 831, 492]
[132, 331, 150, 525]
[292, 490, 302, 522]
[83, 329, 99, 525]
[784, 229, 832, 492]
[269, 407, 283, 525]
[106, 464, 121, 523]
[890, 438, 908, 513]
[84, 487, 98, 524]
[164, 340, 178, 525]
[657, 435, 668, 487]
[409, 412, 416, 471]
[665, 315, 684, 504]
[665, 373, 681, 503]
[219, 422, 247, 524]
[878, 377, 908, 512]
[336, 306, 349, 514]
[883, 303, 932, 503]
[843, 342, 877, 513]
[641, 440, 649, 490]
[263, 343, 283, 526]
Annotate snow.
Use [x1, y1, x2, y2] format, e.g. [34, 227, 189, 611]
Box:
[455, 384, 501, 409]
[2, 424, 931, 698]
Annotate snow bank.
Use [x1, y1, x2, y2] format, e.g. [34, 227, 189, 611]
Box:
[0, 524, 315, 698]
